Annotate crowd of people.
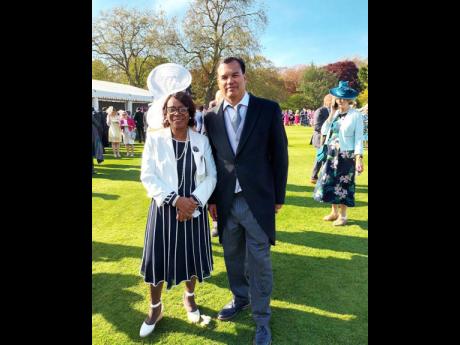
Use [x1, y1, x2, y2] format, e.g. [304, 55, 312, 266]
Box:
[93, 57, 367, 345]
[283, 108, 314, 126]
[91, 106, 149, 173]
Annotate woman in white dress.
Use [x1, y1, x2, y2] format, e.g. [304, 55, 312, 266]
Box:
[139, 91, 217, 337]
[106, 106, 122, 158]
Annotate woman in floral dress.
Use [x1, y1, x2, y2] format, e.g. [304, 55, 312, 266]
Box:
[313, 81, 364, 226]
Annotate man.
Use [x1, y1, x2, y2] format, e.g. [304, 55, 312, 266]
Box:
[93, 106, 109, 149]
[194, 105, 204, 133]
[143, 106, 149, 134]
[92, 109, 104, 174]
[204, 57, 288, 345]
[134, 107, 145, 143]
[310, 94, 333, 184]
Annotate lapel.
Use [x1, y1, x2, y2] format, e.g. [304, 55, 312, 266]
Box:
[236, 94, 260, 156]
[214, 103, 236, 158]
[189, 128, 205, 175]
[159, 127, 176, 169]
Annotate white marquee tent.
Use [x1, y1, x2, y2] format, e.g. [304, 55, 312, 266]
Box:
[92, 79, 153, 112]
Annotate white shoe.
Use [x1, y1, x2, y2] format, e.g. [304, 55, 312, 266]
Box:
[184, 291, 201, 323]
[139, 301, 164, 338]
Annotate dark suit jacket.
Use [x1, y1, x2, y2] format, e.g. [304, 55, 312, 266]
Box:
[311, 106, 329, 148]
[204, 94, 288, 245]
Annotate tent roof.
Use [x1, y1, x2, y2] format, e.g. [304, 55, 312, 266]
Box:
[92, 79, 153, 103]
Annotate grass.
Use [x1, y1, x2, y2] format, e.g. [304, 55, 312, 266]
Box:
[92, 126, 368, 345]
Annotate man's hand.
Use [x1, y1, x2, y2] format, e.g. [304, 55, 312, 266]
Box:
[275, 204, 283, 214]
[208, 204, 218, 221]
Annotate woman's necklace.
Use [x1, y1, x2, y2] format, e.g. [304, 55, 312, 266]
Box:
[173, 131, 189, 161]
[173, 131, 190, 191]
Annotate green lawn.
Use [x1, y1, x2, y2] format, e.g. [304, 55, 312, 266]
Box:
[92, 126, 368, 345]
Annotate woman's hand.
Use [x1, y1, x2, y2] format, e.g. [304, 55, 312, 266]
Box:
[175, 197, 197, 220]
[177, 210, 191, 222]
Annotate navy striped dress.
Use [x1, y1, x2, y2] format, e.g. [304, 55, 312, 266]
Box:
[140, 138, 213, 289]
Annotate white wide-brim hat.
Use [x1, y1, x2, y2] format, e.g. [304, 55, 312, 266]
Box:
[146, 63, 192, 129]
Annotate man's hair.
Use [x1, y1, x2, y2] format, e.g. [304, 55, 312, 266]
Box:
[220, 57, 246, 74]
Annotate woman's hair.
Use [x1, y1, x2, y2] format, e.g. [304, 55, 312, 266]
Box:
[162, 92, 196, 128]
[106, 106, 116, 115]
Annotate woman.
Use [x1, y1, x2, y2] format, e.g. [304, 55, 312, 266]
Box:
[294, 110, 301, 126]
[313, 81, 364, 226]
[106, 106, 122, 158]
[283, 110, 290, 126]
[359, 104, 369, 149]
[139, 91, 217, 337]
[120, 111, 136, 157]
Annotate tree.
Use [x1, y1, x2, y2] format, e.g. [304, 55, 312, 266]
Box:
[163, 0, 267, 103]
[357, 88, 368, 107]
[298, 64, 338, 110]
[358, 65, 368, 89]
[245, 56, 288, 103]
[280, 93, 309, 112]
[279, 65, 308, 95]
[325, 60, 360, 91]
[92, 7, 165, 88]
[92, 59, 114, 81]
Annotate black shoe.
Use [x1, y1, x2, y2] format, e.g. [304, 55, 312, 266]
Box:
[253, 325, 272, 345]
[217, 299, 250, 321]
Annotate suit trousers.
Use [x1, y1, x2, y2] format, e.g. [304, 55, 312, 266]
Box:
[222, 193, 272, 327]
[136, 126, 145, 143]
[311, 159, 324, 179]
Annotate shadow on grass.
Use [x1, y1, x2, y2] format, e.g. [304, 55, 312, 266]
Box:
[92, 164, 141, 182]
[276, 230, 368, 255]
[93, 241, 367, 344]
[96, 164, 141, 169]
[92, 273, 145, 340]
[92, 192, 120, 200]
[285, 195, 368, 208]
[355, 186, 368, 193]
[287, 183, 368, 195]
[93, 241, 143, 262]
[92, 271, 254, 343]
[209, 251, 367, 338]
[345, 219, 368, 230]
[286, 183, 312, 193]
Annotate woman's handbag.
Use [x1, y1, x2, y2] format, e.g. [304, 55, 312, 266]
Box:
[316, 144, 327, 162]
[130, 130, 137, 141]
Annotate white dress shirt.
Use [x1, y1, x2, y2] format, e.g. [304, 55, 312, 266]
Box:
[223, 92, 250, 193]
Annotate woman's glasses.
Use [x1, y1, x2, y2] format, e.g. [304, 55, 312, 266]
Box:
[166, 107, 188, 115]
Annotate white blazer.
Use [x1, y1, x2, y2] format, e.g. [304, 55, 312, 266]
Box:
[141, 127, 217, 208]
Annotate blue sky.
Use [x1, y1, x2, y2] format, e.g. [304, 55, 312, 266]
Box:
[93, 0, 368, 67]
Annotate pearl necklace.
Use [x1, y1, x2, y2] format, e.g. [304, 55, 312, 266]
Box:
[173, 132, 189, 191]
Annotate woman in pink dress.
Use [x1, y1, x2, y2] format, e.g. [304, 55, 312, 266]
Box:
[283, 111, 290, 126]
[294, 110, 300, 125]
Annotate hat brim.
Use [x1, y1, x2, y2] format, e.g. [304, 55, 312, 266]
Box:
[147, 63, 192, 98]
[330, 87, 359, 99]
